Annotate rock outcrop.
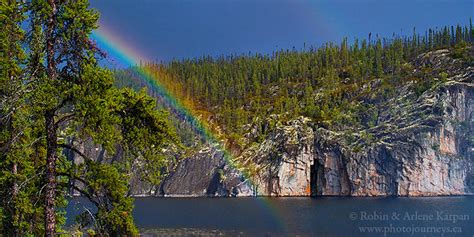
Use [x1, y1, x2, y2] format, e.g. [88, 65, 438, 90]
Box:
[153, 48, 473, 197]
[158, 146, 254, 197]
[243, 49, 473, 196]
[70, 48, 473, 197]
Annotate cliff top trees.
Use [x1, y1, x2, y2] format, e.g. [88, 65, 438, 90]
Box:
[116, 20, 473, 150]
[1, 0, 176, 235]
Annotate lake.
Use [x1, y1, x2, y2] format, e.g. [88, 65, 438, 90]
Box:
[66, 196, 474, 236]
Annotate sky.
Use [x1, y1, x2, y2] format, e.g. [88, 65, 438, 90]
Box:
[90, 0, 473, 63]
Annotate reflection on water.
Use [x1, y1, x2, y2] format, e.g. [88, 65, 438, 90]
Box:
[67, 196, 474, 237]
[139, 228, 244, 237]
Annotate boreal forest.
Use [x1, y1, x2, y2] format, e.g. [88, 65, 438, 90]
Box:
[115, 22, 473, 152]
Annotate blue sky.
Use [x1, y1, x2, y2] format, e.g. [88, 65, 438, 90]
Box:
[90, 0, 473, 62]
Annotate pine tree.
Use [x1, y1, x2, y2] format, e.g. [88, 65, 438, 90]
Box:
[0, 1, 40, 235]
[1, 1, 176, 235]
[470, 18, 473, 41]
[374, 38, 384, 77]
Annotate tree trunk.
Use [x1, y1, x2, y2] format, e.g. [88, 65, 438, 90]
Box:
[45, 0, 57, 235]
[7, 1, 19, 234]
[12, 161, 19, 236]
[44, 111, 57, 236]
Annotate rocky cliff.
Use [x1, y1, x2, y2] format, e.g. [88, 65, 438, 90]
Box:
[70, 48, 473, 197]
[154, 48, 473, 197]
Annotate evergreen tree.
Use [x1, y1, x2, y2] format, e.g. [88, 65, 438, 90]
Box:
[1, 0, 176, 235]
[1, 1, 42, 235]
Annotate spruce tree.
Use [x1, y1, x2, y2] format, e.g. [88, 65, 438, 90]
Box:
[1, 0, 176, 235]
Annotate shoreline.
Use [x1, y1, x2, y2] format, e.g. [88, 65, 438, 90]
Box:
[130, 194, 474, 198]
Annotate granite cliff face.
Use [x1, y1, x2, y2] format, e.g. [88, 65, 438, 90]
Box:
[158, 145, 253, 197]
[153, 48, 473, 197]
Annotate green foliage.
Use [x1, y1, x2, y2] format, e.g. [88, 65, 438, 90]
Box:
[117, 20, 472, 147]
[0, 1, 47, 235]
[452, 40, 471, 60]
[1, 0, 176, 235]
[439, 72, 449, 82]
[84, 162, 138, 235]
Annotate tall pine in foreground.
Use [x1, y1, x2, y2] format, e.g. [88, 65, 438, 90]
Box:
[1, 0, 176, 235]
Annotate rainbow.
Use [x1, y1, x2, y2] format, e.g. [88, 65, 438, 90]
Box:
[91, 27, 287, 231]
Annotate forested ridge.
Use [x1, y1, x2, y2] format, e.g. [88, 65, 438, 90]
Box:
[115, 21, 473, 152]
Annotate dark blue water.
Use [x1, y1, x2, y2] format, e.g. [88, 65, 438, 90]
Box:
[67, 196, 474, 236]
